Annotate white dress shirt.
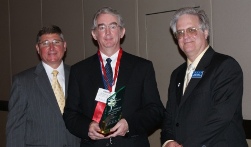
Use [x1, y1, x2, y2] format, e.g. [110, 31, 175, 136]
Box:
[42, 61, 66, 96]
[100, 50, 120, 92]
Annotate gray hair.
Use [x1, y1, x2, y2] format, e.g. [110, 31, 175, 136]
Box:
[170, 7, 210, 37]
[91, 7, 125, 30]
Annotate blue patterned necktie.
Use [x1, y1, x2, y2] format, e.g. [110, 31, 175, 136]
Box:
[105, 58, 113, 88]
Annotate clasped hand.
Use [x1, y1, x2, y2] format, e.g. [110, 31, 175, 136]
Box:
[88, 118, 129, 140]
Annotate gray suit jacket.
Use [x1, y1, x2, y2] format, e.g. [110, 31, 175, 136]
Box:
[6, 62, 80, 147]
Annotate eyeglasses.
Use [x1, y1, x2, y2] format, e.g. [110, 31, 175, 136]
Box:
[96, 23, 120, 32]
[38, 40, 64, 47]
[174, 27, 201, 39]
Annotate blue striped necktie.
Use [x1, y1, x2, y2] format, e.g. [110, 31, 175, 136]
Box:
[105, 58, 113, 88]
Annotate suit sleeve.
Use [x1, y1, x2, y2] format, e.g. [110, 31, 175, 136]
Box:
[161, 70, 178, 144]
[183, 58, 244, 146]
[123, 61, 165, 135]
[6, 76, 27, 147]
[63, 66, 92, 139]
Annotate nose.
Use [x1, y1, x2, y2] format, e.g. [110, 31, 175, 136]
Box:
[105, 27, 111, 35]
[183, 31, 190, 39]
[48, 43, 55, 50]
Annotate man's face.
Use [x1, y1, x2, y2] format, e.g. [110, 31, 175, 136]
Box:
[36, 33, 66, 68]
[92, 13, 125, 51]
[176, 14, 208, 61]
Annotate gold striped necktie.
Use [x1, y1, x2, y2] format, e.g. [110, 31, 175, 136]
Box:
[51, 70, 65, 114]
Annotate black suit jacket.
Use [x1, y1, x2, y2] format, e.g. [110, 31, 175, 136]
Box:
[161, 47, 248, 147]
[64, 51, 164, 147]
[6, 62, 80, 147]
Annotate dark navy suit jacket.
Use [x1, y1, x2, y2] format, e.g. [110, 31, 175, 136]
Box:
[64, 51, 164, 147]
[161, 47, 248, 147]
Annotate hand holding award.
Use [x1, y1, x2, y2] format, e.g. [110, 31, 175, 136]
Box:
[99, 86, 125, 135]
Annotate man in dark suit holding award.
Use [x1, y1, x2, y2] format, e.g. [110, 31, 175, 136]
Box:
[6, 25, 80, 147]
[161, 7, 248, 147]
[63, 7, 164, 147]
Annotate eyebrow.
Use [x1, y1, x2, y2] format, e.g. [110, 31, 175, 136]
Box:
[39, 39, 63, 42]
[97, 22, 118, 27]
[177, 27, 198, 31]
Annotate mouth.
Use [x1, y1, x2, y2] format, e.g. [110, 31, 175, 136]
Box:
[48, 52, 57, 55]
[105, 37, 113, 40]
[184, 39, 193, 43]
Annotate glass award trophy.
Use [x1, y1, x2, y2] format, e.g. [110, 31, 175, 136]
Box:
[99, 86, 125, 135]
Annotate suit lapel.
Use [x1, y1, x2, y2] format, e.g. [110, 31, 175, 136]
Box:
[64, 64, 70, 97]
[176, 65, 186, 106]
[85, 52, 134, 101]
[34, 62, 62, 117]
[180, 47, 215, 106]
[89, 53, 127, 108]
[89, 51, 133, 92]
[115, 52, 132, 91]
[92, 54, 105, 89]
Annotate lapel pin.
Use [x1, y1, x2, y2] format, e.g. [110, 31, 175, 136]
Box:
[192, 71, 204, 78]
[178, 83, 181, 87]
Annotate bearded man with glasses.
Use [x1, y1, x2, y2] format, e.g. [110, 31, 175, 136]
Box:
[161, 7, 248, 147]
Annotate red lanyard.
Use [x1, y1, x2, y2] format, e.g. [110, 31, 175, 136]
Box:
[97, 48, 123, 92]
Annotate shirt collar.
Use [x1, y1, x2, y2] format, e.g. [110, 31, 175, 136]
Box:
[42, 61, 65, 77]
[100, 50, 119, 65]
[187, 45, 209, 68]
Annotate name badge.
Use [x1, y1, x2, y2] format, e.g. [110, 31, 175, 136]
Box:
[95, 88, 115, 103]
[192, 71, 204, 78]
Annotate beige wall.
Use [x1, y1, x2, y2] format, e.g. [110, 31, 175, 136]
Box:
[0, 0, 11, 145]
[212, 0, 251, 120]
[0, 0, 11, 102]
[1, 0, 250, 146]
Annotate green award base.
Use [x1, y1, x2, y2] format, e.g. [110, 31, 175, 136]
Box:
[99, 86, 125, 136]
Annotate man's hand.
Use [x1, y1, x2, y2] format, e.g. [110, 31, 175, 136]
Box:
[164, 141, 183, 147]
[88, 121, 105, 140]
[106, 118, 129, 138]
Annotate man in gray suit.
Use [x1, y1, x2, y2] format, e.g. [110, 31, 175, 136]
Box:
[6, 25, 80, 147]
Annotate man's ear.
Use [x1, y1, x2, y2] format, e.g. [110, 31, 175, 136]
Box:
[92, 30, 97, 40]
[120, 28, 125, 38]
[204, 29, 209, 39]
[63, 42, 67, 51]
[36, 44, 39, 54]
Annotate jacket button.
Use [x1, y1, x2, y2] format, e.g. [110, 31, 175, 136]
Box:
[176, 123, 179, 127]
